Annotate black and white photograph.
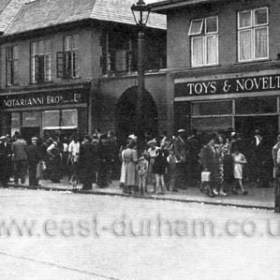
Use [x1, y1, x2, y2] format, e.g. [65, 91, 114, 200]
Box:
[0, 0, 280, 279]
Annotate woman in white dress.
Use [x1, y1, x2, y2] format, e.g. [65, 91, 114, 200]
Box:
[232, 146, 248, 195]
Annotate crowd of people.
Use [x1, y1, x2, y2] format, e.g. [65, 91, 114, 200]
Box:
[0, 128, 279, 199]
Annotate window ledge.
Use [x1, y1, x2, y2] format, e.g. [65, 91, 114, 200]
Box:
[234, 58, 271, 65]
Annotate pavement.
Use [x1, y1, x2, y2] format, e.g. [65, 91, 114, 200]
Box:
[7, 177, 276, 211]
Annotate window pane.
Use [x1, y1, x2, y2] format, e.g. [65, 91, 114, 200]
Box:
[206, 17, 217, 33]
[31, 42, 37, 55]
[13, 46, 19, 59]
[22, 111, 41, 127]
[239, 30, 251, 60]
[61, 109, 77, 128]
[45, 40, 51, 54]
[189, 19, 203, 35]
[239, 10, 252, 28]
[192, 117, 232, 133]
[11, 112, 20, 130]
[43, 110, 59, 128]
[255, 27, 268, 58]
[192, 37, 204, 66]
[193, 101, 232, 116]
[235, 97, 277, 114]
[116, 49, 127, 72]
[254, 8, 268, 25]
[206, 35, 218, 64]
[38, 41, 44, 55]
[64, 36, 71, 51]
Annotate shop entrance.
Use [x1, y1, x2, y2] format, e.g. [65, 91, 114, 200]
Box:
[235, 115, 278, 147]
[116, 87, 158, 145]
[21, 127, 40, 144]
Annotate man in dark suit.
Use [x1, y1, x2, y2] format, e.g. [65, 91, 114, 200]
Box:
[27, 137, 42, 187]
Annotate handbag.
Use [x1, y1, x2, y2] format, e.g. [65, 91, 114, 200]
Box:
[201, 171, 211, 182]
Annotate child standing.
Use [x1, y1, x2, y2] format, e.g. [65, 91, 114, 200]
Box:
[232, 147, 248, 195]
[136, 152, 149, 195]
[153, 146, 168, 194]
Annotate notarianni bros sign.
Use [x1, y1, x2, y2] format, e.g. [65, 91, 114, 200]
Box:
[175, 74, 280, 97]
[0, 91, 87, 109]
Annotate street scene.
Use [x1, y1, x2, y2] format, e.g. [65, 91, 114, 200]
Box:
[1, 0, 280, 279]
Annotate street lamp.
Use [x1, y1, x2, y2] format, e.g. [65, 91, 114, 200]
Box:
[131, 0, 151, 149]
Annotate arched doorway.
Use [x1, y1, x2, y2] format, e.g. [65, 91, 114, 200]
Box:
[116, 87, 158, 145]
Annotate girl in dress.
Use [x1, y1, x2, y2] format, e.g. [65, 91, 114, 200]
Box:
[232, 146, 248, 195]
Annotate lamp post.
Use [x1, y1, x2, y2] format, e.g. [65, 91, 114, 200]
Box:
[131, 0, 151, 149]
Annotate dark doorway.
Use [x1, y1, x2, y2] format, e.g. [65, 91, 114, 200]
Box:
[116, 87, 158, 145]
[235, 115, 278, 147]
[21, 127, 40, 144]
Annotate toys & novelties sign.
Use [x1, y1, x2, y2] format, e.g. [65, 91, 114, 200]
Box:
[175, 74, 280, 97]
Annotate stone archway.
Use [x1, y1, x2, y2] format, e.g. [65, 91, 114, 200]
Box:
[116, 86, 158, 145]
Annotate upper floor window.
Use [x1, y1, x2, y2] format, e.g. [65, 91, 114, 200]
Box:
[57, 34, 79, 79]
[31, 40, 51, 84]
[6, 45, 19, 86]
[188, 16, 219, 67]
[238, 7, 269, 62]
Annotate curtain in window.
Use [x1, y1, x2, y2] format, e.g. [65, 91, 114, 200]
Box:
[61, 109, 78, 128]
[192, 37, 204, 66]
[255, 27, 268, 58]
[206, 35, 218, 64]
[239, 30, 251, 60]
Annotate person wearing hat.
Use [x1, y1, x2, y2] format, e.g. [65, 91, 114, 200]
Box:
[11, 134, 28, 186]
[174, 129, 188, 190]
[147, 138, 159, 192]
[0, 136, 11, 187]
[27, 137, 43, 187]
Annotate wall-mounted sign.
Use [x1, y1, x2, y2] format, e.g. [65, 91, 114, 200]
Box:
[0, 89, 88, 109]
[175, 74, 280, 97]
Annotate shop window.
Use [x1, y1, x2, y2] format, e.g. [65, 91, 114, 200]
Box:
[57, 34, 79, 79]
[43, 110, 59, 129]
[235, 97, 276, 114]
[238, 7, 269, 62]
[6, 45, 19, 86]
[11, 112, 20, 136]
[192, 117, 232, 133]
[61, 109, 78, 128]
[31, 40, 51, 84]
[192, 101, 232, 116]
[22, 111, 41, 127]
[43, 109, 78, 130]
[188, 16, 219, 67]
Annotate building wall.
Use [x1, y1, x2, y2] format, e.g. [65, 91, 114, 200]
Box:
[0, 26, 102, 88]
[94, 72, 167, 134]
[167, 0, 280, 72]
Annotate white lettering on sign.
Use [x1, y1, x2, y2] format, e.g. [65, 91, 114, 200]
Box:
[182, 74, 280, 96]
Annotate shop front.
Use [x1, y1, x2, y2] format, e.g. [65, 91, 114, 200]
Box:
[174, 72, 280, 147]
[0, 87, 89, 141]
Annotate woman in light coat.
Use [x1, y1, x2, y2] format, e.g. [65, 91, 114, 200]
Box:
[121, 139, 138, 194]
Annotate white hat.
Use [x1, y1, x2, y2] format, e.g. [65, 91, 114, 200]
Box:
[0, 136, 7, 140]
[177, 129, 186, 133]
[128, 134, 137, 140]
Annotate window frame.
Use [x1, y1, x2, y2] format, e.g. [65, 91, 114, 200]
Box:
[237, 7, 269, 62]
[57, 34, 79, 79]
[189, 16, 219, 67]
[31, 39, 51, 84]
[6, 45, 19, 86]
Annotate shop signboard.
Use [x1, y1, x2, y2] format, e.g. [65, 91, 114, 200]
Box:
[175, 74, 280, 97]
[0, 89, 88, 109]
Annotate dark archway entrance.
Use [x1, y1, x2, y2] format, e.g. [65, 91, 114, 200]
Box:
[116, 87, 158, 145]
